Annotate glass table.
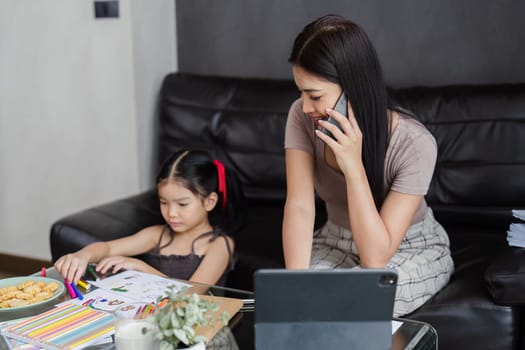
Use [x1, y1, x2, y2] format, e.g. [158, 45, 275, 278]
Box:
[0, 268, 437, 350]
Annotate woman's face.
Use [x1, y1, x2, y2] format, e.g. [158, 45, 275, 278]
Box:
[293, 64, 343, 130]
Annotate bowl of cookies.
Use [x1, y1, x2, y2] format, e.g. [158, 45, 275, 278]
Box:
[0, 276, 65, 321]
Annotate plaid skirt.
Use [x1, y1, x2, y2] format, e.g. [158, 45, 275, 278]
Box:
[310, 208, 454, 317]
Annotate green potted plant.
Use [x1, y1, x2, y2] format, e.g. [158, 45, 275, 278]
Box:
[148, 286, 230, 350]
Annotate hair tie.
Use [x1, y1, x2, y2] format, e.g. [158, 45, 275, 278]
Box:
[213, 160, 227, 209]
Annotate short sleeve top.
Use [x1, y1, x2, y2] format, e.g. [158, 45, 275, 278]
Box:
[284, 98, 437, 228]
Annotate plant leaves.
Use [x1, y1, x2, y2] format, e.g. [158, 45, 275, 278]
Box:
[149, 287, 221, 347]
[173, 328, 189, 345]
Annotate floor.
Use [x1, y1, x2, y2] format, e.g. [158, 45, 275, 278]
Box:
[0, 271, 17, 278]
[0, 254, 53, 279]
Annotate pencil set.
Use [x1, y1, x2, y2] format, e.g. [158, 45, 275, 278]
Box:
[134, 304, 157, 319]
[1, 302, 115, 350]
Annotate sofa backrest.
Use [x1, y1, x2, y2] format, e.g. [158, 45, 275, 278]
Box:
[159, 73, 297, 203]
[160, 73, 525, 228]
[393, 85, 525, 228]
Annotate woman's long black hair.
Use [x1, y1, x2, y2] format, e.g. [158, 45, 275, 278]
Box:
[289, 15, 391, 209]
[157, 149, 245, 236]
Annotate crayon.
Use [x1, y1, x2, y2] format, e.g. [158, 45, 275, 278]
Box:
[86, 265, 98, 281]
[77, 279, 91, 290]
[64, 279, 77, 299]
[70, 282, 83, 300]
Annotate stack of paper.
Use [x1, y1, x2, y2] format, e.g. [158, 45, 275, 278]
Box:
[507, 210, 525, 248]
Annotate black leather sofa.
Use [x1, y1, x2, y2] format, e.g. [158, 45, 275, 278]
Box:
[50, 73, 525, 350]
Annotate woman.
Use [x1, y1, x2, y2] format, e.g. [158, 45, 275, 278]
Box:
[282, 15, 453, 316]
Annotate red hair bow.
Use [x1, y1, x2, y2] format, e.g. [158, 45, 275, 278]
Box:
[213, 160, 227, 209]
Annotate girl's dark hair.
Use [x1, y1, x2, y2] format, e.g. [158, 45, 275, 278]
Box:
[157, 149, 245, 236]
[289, 14, 390, 209]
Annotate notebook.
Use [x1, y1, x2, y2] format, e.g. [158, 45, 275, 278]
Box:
[254, 268, 397, 350]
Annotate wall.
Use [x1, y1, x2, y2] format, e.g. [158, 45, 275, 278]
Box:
[0, 0, 176, 260]
[131, 0, 176, 189]
[176, 0, 525, 87]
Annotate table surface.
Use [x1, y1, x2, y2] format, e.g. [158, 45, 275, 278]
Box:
[0, 268, 436, 350]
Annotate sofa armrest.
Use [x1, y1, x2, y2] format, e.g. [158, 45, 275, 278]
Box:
[485, 247, 525, 305]
[49, 190, 163, 261]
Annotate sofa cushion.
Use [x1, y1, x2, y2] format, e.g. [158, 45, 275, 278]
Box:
[408, 243, 520, 350]
[408, 265, 521, 350]
[485, 247, 525, 305]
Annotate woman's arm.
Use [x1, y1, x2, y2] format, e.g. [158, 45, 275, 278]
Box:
[54, 225, 161, 283]
[317, 109, 423, 267]
[282, 149, 317, 269]
[189, 236, 235, 285]
[345, 170, 423, 267]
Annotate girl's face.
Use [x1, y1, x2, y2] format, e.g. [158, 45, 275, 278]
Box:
[157, 179, 217, 234]
[293, 64, 343, 130]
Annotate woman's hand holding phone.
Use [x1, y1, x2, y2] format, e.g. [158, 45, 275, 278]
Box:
[321, 91, 348, 138]
[315, 94, 364, 176]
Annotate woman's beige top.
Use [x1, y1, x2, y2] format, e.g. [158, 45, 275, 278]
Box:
[284, 99, 437, 229]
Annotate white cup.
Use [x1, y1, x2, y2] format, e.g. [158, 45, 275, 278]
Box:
[114, 302, 158, 350]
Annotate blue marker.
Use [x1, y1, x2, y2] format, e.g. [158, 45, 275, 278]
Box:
[70, 282, 84, 300]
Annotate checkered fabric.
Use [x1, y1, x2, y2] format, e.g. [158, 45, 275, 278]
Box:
[310, 209, 454, 317]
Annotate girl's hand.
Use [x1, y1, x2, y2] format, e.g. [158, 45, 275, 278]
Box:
[96, 256, 147, 275]
[54, 253, 89, 285]
[316, 102, 364, 175]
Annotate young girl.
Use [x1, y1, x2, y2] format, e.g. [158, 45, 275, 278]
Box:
[283, 15, 453, 316]
[55, 149, 244, 287]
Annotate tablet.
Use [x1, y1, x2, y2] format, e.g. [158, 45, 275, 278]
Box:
[254, 268, 397, 350]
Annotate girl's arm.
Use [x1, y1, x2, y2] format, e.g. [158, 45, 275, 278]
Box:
[54, 225, 162, 283]
[189, 236, 235, 285]
[282, 148, 317, 269]
[317, 109, 423, 267]
[95, 255, 167, 277]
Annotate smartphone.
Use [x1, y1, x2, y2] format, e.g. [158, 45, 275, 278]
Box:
[321, 91, 348, 138]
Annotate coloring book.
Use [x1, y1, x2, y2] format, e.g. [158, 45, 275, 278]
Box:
[89, 270, 191, 304]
